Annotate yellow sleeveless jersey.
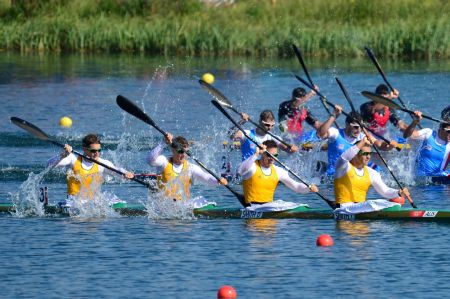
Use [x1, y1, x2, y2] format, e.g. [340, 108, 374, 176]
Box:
[334, 164, 371, 204]
[157, 159, 191, 200]
[67, 156, 103, 198]
[243, 160, 279, 204]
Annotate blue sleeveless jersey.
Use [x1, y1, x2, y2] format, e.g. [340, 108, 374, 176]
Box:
[416, 131, 448, 176]
[240, 129, 258, 161]
[326, 129, 357, 175]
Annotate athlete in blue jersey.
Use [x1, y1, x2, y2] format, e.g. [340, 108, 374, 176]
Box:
[316, 105, 398, 175]
[403, 110, 450, 177]
[232, 110, 298, 161]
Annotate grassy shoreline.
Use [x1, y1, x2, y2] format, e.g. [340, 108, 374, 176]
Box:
[0, 0, 449, 58]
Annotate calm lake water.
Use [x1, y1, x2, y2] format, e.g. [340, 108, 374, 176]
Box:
[1, 52, 450, 298]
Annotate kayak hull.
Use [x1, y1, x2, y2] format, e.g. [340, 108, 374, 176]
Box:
[2, 203, 450, 221]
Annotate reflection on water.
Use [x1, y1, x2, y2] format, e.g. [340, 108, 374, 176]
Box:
[245, 218, 278, 235]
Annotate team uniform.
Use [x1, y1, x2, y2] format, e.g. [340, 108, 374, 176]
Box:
[237, 154, 310, 209]
[278, 101, 319, 143]
[237, 129, 282, 161]
[147, 143, 221, 203]
[408, 128, 450, 177]
[47, 153, 126, 200]
[360, 102, 400, 136]
[324, 127, 365, 176]
[333, 145, 400, 214]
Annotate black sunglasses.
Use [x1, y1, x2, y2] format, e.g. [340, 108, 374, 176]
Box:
[88, 148, 102, 153]
[265, 152, 278, 158]
[358, 151, 372, 156]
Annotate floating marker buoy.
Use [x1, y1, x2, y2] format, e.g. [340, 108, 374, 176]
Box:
[202, 73, 215, 84]
[217, 285, 237, 299]
[316, 234, 334, 247]
[59, 116, 72, 128]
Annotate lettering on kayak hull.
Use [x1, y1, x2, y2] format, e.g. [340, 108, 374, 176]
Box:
[333, 213, 355, 221]
[240, 210, 263, 219]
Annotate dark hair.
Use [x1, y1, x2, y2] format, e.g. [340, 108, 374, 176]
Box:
[441, 105, 450, 121]
[262, 139, 277, 149]
[259, 110, 275, 122]
[82, 134, 101, 147]
[172, 136, 189, 149]
[292, 87, 307, 99]
[345, 111, 362, 124]
[375, 84, 389, 96]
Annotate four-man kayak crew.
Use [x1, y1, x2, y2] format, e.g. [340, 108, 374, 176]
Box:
[237, 140, 318, 210]
[316, 105, 398, 176]
[333, 136, 410, 214]
[47, 133, 135, 205]
[147, 132, 227, 206]
[231, 109, 298, 161]
[359, 84, 408, 137]
[278, 86, 321, 138]
[403, 109, 450, 177]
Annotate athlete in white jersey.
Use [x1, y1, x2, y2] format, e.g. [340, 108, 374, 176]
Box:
[146, 133, 227, 204]
[47, 134, 134, 203]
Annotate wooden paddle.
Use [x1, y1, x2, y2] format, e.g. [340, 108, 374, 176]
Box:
[292, 44, 339, 128]
[335, 77, 417, 209]
[210, 99, 337, 210]
[116, 95, 247, 207]
[198, 79, 294, 150]
[10, 116, 151, 188]
[361, 91, 449, 125]
[364, 46, 420, 127]
[294, 74, 402, 151]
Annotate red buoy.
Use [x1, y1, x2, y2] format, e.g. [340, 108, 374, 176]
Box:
[390, 197, 405, 205]
[316, 234, 334, 247]
[217, 285, 237, 299]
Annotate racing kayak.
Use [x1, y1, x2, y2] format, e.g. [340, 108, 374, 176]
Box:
[1, 202, 450, 221]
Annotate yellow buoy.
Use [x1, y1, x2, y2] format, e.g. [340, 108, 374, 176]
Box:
[201, 73, 215, 84]
[59, 116, 72, 128]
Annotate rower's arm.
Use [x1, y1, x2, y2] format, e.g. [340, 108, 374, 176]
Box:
[146, 142, 168, 168]
[317, 105, 342, 139]
[334, 145, 360, 179]
[47, 153, 76, 168]
[403, 111, 424, 139]
[236, 154, 257, 180]
[190, 164, 222, 186]
[276, 167, 310, 194]
[369, 168, 399, 199]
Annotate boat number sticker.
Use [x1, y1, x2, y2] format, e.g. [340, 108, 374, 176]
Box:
[333, 213, 355, 221]
[240, 210, 263, 219]
[423, 211, 438, 218]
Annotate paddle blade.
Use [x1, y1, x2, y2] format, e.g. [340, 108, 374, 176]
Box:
[198, 79, 233, 108]
[292, 44, 313, 85]
[10, 117, 50, 142]
[361, 91, 402, 110]
[116, 95, 156, 127]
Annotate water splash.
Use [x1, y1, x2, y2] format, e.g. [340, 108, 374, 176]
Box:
[10, 167, 52, 217]
[143, 192, 196, 220]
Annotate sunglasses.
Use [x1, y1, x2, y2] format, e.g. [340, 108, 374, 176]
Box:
[358, 151, 372, 156]
[265, 152, 278, 158]
[441, 126, 450, 132]
[88, 148, 102, 153]
[350, 124, 361, 129]
[261, 121, 275, 128]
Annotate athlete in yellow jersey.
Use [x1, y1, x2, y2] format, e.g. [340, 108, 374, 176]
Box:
[146, 133, 227, 202]
[333, 137, 410, 214]
[47, 134, 134, 204]
[237, 140, 318, 207]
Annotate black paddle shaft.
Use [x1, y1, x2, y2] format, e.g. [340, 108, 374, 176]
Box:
[292, 44, 339, 129]
[334, 78, 417, 209]
[294, 74, 402, 151]
[210, 100, 337, 209]
[198, 79, 292, 149]
[116, 95, 247, 207]
[364, 47, 420, 128]
[10, 117, 151, 188]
